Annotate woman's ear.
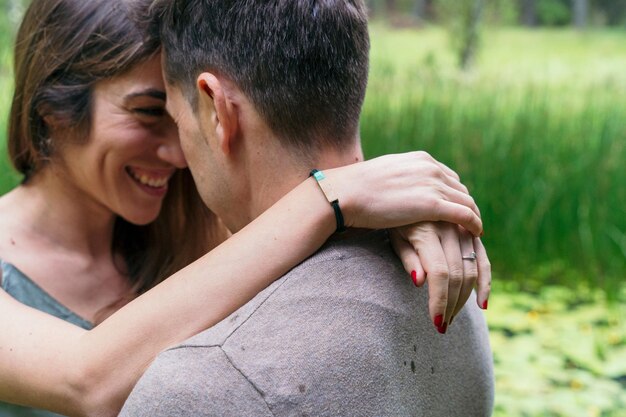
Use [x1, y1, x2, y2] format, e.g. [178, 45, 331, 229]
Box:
[37, 103, 62, 132]
[42, 115, 58, 129]
[196, 73, 238, 156]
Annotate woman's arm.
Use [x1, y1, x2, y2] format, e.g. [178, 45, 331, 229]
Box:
[0, 177, 335, 417]
[0, 151, 484, 417]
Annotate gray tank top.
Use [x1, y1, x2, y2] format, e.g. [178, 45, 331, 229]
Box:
[0, 260, 93, 417]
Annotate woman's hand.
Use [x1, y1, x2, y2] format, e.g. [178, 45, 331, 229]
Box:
[390, 222, 491, 333]
[325, 151, 483, 237]
[322, 151, 489, 333]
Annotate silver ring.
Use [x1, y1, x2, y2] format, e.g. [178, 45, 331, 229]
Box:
[462, 252, 477, 261]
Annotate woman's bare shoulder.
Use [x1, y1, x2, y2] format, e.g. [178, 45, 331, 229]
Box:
[0, 194, 9, 285]
[0, 189, 22, 274]
[0, 189, 19, 226]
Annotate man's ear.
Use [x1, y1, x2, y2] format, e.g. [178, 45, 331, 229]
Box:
[196, 72, 238, 156]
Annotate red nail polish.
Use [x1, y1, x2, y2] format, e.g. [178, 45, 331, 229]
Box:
[411, 271, 418, 287]
[434, 314, 444, 328]
[482, 300, 489, 310]
[437, 323, 448, 334]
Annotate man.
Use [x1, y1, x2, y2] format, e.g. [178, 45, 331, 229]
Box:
[121, 1, 494, 415]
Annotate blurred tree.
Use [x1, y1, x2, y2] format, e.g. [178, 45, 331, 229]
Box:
[366, 0, 404, 19]
[485, 0, 520, 25]
[386, 0, 398, 15]
[360, 0, 626, 27]
[520, 0, 537, 25]
[413, 0, 426, 20]
[367, 0, 389, 17]
[366, 0, 379, 16]
[413, 0, 436, 21]
[440, 0, 485, 70]
[594, 0, 626, 26]
[536, 0, 571, 25]
[572, 0, 588, 27]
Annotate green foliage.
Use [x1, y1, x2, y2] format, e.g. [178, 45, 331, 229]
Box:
[0, 91, 18, 194]
[0, 2, 19, 194]
[488, 284, 626, 417]
[594, 0, 626, 26]
[363, 26, 626, 295]
[438, 0, 485, 69]
[369, 0, 626, 28]
[484, 0, 520, 25]
[537, 0, 572, 26]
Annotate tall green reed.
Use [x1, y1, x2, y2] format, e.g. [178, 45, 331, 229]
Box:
[361, 68, 626, 295]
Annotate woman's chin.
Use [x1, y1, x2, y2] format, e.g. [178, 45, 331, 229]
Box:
[119, 207, 162, 226]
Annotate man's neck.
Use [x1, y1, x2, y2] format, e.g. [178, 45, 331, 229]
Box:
[227, 139, 364, 233]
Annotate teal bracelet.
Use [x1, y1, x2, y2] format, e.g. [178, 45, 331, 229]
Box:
[310, 169, 346, 233]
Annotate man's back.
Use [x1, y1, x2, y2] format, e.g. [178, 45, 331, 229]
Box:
[121, 230, 494, 416]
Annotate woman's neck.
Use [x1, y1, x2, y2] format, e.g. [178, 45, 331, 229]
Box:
[5, 168, 117, 260]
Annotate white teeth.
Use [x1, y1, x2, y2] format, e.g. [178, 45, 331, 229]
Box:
[129, 169, 169, 188]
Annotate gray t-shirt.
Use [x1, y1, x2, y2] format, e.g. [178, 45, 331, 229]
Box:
[121, 230, 494, 417]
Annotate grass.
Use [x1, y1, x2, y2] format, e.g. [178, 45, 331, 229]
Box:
[361, 25, 626, 296]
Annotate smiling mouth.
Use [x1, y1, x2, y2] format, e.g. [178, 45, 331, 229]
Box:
[126, 167, 174, 189]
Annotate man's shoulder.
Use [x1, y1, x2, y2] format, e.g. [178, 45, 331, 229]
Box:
[177, 229, 432, 373]
[177, 229, 410, 348]
[271, 229, 419, 320]
[280, 229, 409, 295]
[120, 346, 274, 417]
[126, 229, 494, 416]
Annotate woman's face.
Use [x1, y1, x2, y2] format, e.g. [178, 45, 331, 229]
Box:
[54, 55, 186, 225]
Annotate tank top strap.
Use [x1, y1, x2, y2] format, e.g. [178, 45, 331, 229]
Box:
[0, 259, 93, 330]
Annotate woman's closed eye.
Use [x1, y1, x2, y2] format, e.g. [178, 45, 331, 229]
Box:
[134, 107, 166, 118]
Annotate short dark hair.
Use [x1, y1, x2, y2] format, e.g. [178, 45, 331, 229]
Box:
[150, 0, 370, 153]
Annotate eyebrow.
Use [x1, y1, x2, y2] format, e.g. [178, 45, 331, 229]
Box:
[124, 89, 166, 102]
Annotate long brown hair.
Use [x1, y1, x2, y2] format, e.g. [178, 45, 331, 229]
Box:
[8, 0, 225, 303]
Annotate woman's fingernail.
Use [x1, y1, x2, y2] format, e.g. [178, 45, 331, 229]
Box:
[434, 314, 444, 328]
[482, 300, 489, 310]
[411, 270, 418, 287]
[437, 323, 448, 334]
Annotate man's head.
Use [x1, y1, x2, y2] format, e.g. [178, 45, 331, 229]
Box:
[147, 0, 370, 230]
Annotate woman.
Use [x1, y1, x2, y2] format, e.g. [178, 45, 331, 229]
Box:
[0, 1, 490, 416]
